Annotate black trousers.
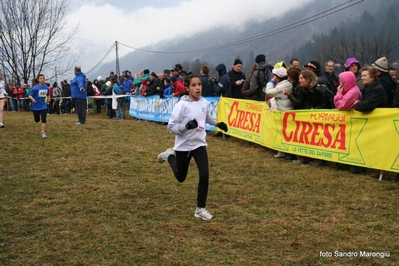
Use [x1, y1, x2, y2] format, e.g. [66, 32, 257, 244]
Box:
[168, 146, 209, 208]
[96, 100, 101, 113]
[54, 100, 60, 114]
[73, 98, 87, 123]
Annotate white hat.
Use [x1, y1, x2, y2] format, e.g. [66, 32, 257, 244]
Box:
[372, 57, 389, 72]
[105, 81, 112, 87]
[97, 75, 103, 81]
[272, 67, 287, 78]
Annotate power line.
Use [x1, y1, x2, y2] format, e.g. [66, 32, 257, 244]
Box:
[118, 0, 365, 54]
[86, 44, 116, 75]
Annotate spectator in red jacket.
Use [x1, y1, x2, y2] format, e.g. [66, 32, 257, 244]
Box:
[14, 84, 25, 111]
[47, 84, 54, 114]
[171, 76, 186, 97]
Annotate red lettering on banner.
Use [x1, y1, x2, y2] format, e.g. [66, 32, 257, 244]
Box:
[282, 112, 346, 150]
[228, 101, 261, 133]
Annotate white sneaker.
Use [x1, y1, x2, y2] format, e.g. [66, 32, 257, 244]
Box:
[0, 123, 4, 128]
[157, 148, 175, 163]
[194, 208, 213, 220]
[274, 151, 285, 158]
[41, 132, 47, 138]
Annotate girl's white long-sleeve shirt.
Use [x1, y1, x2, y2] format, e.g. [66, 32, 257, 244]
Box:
[0, 81, 7, 98]
[168, 95, 218, 151]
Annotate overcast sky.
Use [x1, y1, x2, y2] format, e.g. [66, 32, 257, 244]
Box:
[66, 0, 314, 72]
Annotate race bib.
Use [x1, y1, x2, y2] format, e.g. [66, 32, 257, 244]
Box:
[198, 120, 205, 131]
[38, 90, 47, 98]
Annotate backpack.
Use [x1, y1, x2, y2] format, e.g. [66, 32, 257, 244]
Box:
[87, 84, 94, 96]
[256, 64, 274, 101]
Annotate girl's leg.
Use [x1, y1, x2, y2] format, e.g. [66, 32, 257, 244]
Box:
[33, 110, 40, 123]
[192, 146, 209, 208]
[0, 99, 4, 124]
[40, 109, 47, 133]
[168, 150, 191, 183]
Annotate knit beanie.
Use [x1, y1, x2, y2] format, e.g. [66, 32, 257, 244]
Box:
[255, 54, 266, 63]
[234, 59, 243, 65]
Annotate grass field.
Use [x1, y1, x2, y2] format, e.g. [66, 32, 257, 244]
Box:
[0, 111, 398, 265]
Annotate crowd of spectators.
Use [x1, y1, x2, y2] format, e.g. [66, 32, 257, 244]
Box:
[1, 55, 398, 178]
[2, 57, 398, 118]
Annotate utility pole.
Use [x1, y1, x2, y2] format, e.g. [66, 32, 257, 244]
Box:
[115, 41, 120, 78]
[55, 66, 58, 85]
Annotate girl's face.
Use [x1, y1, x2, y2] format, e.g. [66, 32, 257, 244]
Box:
[298, 74, 310, 88]
[38, 75, 46, 85]
[348, 64, 358, 74]
[187, 77, 202, 101]
[361, 70, 373, 85]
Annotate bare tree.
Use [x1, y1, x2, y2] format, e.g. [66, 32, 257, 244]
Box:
[313, 30, 397, 67]
[190, 59, 202, 75]
[0, 0, 78, 84]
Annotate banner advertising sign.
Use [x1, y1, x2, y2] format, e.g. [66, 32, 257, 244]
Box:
[217, 97, 399, 172]
[129, 95, 219, 131]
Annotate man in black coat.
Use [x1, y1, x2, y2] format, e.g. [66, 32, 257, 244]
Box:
[227, 59, 246, 99]
[372, 57, 396, 107]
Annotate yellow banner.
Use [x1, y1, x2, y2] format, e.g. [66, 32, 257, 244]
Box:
[217, 97, 399, 172]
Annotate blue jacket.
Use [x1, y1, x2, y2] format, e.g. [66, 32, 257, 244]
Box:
[214, 64, 231, 97]
[120, 79, 132, 93]
[71, 71, 87, 99]
[163, 84, 173, 97]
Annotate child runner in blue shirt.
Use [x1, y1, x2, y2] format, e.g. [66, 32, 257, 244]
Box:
[29, 74, 49, 138]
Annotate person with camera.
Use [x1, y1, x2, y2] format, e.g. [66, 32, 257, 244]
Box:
[200, 65, 214, 97]
[157, 74, 228, 221]
[228, 59, 246, 99]
[210, 63, 231, 97]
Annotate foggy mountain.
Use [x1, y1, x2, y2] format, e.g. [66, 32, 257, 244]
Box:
[88, 0, 398, 79]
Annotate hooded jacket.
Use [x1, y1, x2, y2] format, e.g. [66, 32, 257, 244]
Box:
[265, 79, 294, 110]
[167, 95, 218, 151]
[71, 71, 87, 99]
[214, 64, 231, 97]
[334, 71, 362, 110]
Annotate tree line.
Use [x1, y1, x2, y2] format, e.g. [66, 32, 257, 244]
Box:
[286, 7, 399, 70]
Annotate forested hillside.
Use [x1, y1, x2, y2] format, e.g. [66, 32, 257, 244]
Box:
[287, 4, 399, 69]
[90, 0, 399, 78]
